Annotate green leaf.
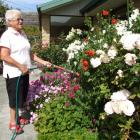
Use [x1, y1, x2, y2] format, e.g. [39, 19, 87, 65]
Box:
[84, 71, 90, 76]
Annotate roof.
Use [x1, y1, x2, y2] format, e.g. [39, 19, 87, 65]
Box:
[80, 0, 107, 14]
[37, 0, 80, 13]
[37, 0, 127, 16]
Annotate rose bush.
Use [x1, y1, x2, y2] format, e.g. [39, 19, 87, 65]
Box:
[63, 7, 140, 139]
[28, 3, 140, 139]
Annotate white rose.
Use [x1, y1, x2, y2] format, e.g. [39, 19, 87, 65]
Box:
[111, 91, 128, 101]
[120, 100, 135, 116]
[100, 54, 111, 63]
[76, 29, 82, 35]
[135, 39, 140, 50]
[90, 58, 101, 68]
[124, 53, 137, 66]
[71, 27, 76, 33]
[107, 49, 117, 59]
[121, 89, 130, 98]
[111, 101, 122, 114]
[96, 50, 105, 55]
[120, 34, 140, 50]
[120, 34, 135, 50]
[104, 101, 114, 115]
[103, 43, 108, 48]
[117, 70, 124, 78]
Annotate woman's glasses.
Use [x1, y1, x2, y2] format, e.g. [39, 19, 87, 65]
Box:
[9, 18, 24, 22]
[16, 18, 24, 22]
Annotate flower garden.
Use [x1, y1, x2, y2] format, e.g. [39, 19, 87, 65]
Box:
[27, 3, 140, 140]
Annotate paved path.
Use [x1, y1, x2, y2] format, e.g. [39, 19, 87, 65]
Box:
[0, 74, 38, 140]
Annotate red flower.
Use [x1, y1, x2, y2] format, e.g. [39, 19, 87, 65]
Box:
[82, 59, 89, 67]
[68, 92, 75, 99]
[81, 59, 89, 71]
[65, 101, 70, 107]
[73, 85, 80, 92]
[102, 10, 109, 16]
[85, 50, 95, 57]
[111, 18, 117, 24]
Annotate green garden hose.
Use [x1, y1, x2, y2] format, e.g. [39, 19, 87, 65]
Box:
[10, 76, 21, 140]
[10, 65, 45, 139]
[10, 66, 45, 140]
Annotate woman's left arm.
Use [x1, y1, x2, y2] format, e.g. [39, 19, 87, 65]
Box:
[31, 53, 52, 68]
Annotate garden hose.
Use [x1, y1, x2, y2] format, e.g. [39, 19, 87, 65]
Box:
[33, 64, 80, 77]
[53, 65, 80, 77]
[10, 76, 21, 140]
[10, 67, 37, 140]
[10, 66, 46, 140]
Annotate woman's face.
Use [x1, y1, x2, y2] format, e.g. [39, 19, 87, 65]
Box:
[9, 14, 23, 32]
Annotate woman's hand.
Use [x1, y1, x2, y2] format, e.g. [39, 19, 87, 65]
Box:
[31, 53, 52, 69]
[43, 61, 52, 68]
[19, 65, 29, 74]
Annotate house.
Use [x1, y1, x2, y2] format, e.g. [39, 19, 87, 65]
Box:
[37, 0, 140, 44]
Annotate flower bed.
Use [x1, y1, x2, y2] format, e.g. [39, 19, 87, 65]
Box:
[27, 69, 97, 139]
[28, 4, 140, 140]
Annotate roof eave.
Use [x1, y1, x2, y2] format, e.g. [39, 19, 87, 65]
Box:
[37, 0, 79, 13]
[80, 0, 107, 15]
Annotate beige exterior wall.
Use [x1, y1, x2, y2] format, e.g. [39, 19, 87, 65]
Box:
[41, 14, 50, 46]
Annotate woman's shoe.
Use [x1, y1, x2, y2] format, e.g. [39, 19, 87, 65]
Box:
[9, 123, 24, 134]
[19, 116, 29, 125]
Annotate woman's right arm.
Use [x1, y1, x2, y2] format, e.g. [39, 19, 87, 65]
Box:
[0, 46, 28, 74]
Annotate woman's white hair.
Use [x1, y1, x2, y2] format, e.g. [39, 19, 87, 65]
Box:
[5, 9, 22, 23]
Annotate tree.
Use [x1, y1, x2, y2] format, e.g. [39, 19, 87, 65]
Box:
[0, 0, 9, 36]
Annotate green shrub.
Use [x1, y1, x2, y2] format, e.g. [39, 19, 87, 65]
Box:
[34, 44, 67, 65]
[34, 95, 91, 131]
[37, 128, 98, 140]
[23, 25, 41, 47]
[34, 93, 94, 139]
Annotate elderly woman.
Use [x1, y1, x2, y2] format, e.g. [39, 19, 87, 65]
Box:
[0, 9, 51, 134]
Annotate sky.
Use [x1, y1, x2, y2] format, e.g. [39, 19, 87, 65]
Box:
[4, 0, 52, 12]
